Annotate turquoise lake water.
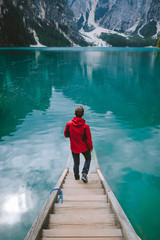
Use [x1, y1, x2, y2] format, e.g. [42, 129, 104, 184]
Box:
[0, 47, 160, 240]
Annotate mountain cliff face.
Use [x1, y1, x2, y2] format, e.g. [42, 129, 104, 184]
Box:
[67, 0, 160, 36]
[0, 0, 87, 47]
[0, 0, 159, 47]
[99, 0, 160, 36]
[67, 0, 160, 46]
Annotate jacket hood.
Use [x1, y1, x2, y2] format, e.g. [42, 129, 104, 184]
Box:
[72, 117, 85, 127]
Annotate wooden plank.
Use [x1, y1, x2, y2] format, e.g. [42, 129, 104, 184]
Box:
[41, 237, 124, 240]
[66, 174, 99, 177]
[49, 213, 115, 225]
[66, 174, 100, 180]
[42, 228, 123, 238]
[48, 223, 116, 229]
[25, 167, 69, 240]
[53, 208, 112, 215]
[61, 188, 104, 195]
[54, 202, 110, 209]
[64, 179, 101, 184]
[62, 182, 103, 188]
[63, 194, 107, 202]
[67, 172, 99, 177]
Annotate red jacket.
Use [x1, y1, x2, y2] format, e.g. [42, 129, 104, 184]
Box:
[64, 117, 93, 154]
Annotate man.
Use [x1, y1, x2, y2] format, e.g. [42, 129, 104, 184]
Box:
[64, 106, 93, 182]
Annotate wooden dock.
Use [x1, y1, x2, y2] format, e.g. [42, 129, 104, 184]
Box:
[25, 150, 140, 240]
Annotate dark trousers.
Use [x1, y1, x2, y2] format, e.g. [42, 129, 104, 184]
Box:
[72, 149, 91, 178]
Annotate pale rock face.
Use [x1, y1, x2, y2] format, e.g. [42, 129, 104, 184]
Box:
[67, 0, 160, 37]
[99, 0, 152, 32]
[148, 0, 160, 22]
[67, 0, 96, 30]
[67, 0, 94, 19]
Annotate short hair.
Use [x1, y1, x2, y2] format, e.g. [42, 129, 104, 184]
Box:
[75, 106, 84, 117]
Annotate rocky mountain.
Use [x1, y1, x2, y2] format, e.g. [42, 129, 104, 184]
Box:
[0, 0, 87, 47]
[0, 0, 159, 47]
[67, 0, 160, 46]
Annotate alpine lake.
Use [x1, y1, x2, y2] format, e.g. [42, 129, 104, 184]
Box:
[0, 47, 160, 240]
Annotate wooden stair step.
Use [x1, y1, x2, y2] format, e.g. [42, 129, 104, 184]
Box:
[42, 228, 123, 238]
[66, 172, 99, 179]
[66, 176, 100, 180]
[64, 179, 101, 184]
[53, 208, 112, 214]
[62, 183, 103, 188]
[63, 194, 107, 202]
[54, 202, 110, 209]
[61, 188, 104, 195]
[67, 172, 97, 175]
[48, 223, 117, 229]
[66, 174, 99, 179]
[49, 213, 115, 225]
[41, 237, 124, 240]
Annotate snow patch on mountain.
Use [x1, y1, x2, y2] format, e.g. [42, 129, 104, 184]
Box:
[157, 21, 160, 34]
[80, 25, 130, 47]
[80, 27, 108, 47]
[80, 28, 107, 46]
[152, 21, 160, 39]
[30, 29, 46, 47]
[138, 25, 145, 38]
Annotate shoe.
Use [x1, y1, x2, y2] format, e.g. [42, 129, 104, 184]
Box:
[75, 175, 80, 180]
[81, 173, 88, 183]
